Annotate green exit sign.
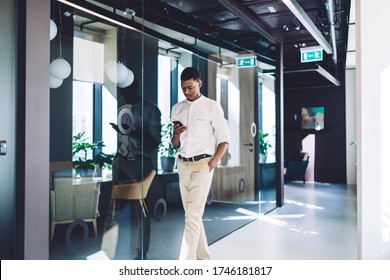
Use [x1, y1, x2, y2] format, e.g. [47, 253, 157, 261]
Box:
[301, 47, 323, 63]
[236, 56, 256, 68]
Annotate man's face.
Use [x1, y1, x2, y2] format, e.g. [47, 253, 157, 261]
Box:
[181, 78, 202, 101]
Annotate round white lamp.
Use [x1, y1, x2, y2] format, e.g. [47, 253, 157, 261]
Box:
[50, 19, 57, 41]
[118, 68, 134, 88]
[107, 62, 128, 84]
[49, 74, 63, 89]
[170, 57, 177, 71]
[105, 60, 116, 75]
[50, 58, 71, 80]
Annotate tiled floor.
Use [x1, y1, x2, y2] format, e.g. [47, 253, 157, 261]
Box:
[209, 181, 358, 260]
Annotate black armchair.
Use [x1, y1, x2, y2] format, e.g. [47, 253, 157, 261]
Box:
[284, 153, 309, 183]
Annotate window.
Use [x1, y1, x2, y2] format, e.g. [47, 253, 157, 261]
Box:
[72, 36, 117, 176]
[157, 54, 175, 170]
[216, 75, 240, 166]
[102, 86, 117, 156]
[72, 80, 93, 162]
[157, 55, 172, 123]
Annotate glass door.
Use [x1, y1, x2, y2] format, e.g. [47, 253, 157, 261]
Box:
[49, 0, 279, 260]
[256, 74, 277, 214]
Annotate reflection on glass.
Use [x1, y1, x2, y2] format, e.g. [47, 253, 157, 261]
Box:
[50, 0, 279, 260]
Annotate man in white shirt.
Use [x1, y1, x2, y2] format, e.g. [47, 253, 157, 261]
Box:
[171, 67, 229, 260]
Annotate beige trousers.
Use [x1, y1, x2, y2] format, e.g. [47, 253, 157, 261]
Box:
[177, 157, 214, 260]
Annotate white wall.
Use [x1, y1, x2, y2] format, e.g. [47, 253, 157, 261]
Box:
[356, 0, 390, 259]
[24, 0, 50, 259]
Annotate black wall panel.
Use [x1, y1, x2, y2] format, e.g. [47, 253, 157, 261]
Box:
[284, 73, 346, 183]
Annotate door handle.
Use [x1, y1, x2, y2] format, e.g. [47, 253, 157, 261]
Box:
[243, 143, 253, 146]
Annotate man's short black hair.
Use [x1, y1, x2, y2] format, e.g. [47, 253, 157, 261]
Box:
[180, 67, 201, 81]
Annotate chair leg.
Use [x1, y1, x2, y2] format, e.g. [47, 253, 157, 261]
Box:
[142, 199, 149, 213]
[92, 219, 98, 237]
[50, 222, 56, 241]
[111, 199, 117, 217]
[140, 199, 148, 217]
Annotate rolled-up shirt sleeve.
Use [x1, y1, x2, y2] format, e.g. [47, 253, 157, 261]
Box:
[212, 102, 230, 145]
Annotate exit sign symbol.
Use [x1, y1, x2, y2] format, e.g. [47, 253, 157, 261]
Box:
[236, 56, 256, 68]
[300, 47, 323, 63]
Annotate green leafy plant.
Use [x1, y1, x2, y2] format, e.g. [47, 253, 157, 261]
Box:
[258, 130, 271, 155]
[72, 132, 114, 174]
[158, 122, 178, 158]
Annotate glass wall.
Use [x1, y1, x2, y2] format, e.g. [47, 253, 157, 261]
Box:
[49, 0, 278, 260]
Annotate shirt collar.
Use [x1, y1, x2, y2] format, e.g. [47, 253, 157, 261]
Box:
[184, 94, 204, 104]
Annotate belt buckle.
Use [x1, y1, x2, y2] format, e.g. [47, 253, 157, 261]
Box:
[127, 154, 135, 160]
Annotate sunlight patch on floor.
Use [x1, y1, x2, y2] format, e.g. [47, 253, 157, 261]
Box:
[284, 199, 324, 210]
[232, 207, 319, 235]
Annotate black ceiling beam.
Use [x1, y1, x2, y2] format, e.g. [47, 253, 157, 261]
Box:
[217, 0, 279, 44]
[65, 0, 222, 63]
[284, 63, 340, 86]
[90, 0, 277, 65]
[282, 0, 333, 54]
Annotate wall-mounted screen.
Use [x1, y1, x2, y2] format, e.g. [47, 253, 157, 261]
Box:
[301, 106, 324, 130]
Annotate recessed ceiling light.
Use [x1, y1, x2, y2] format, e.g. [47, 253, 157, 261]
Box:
[267, 6, 276, 13]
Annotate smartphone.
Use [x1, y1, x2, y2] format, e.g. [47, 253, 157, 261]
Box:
[173, 121, 182, 126]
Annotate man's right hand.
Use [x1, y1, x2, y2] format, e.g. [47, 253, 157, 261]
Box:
[110, 122, 120, 133]
[172, 123, 186, 148]
[173, 123, 186, 135]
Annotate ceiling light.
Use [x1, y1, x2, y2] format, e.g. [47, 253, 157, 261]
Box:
[57, 0, 138, 32]
[50, 58, 71, 80]
[49, 74, 63, 89]
[292, 17, 301, 31]
[50, 19, 57, 40]
[267, 6, 276, 13]
[123, 8, 136, 16]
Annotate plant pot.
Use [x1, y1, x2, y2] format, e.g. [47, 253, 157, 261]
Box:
[75, 163, 97, 177]
[259, 153, 267, 163]
[77, 168, 97, 177]
[161, 156, 176, 172]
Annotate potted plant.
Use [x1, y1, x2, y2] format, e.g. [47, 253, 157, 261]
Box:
[72, 132, 114, 177]
[258, 130, 271, 163]
[158, 122, 178, 172]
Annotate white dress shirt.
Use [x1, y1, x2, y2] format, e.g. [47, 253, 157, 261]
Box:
[171, 95, 229, 158]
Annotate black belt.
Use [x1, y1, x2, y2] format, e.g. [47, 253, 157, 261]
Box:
[178, 154, 211, 162]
